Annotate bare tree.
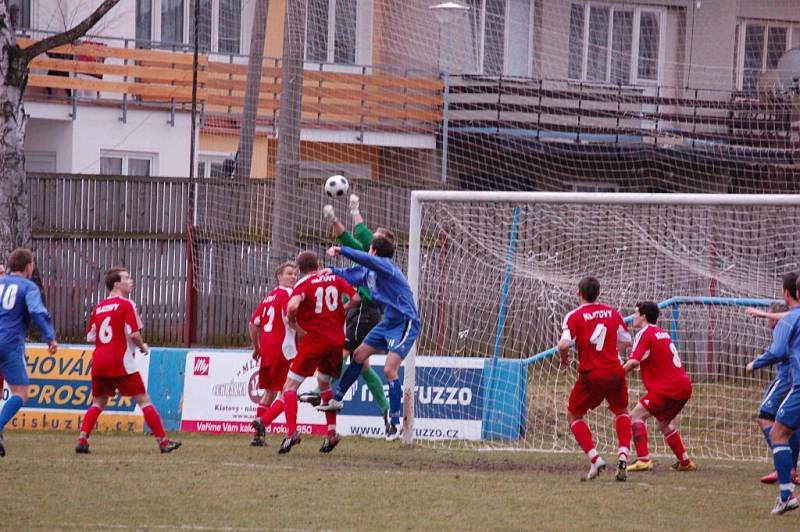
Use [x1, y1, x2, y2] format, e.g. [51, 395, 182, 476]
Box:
[235, 0, 269, 180]
[0, 0, 121, 256]
[270, 0, 305, 265]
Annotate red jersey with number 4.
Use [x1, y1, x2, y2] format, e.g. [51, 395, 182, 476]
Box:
[250, 286, 297, 365]
[630, 324, 692, 398]
[86, 296, 143, 377]
[562, 303, 630, 372]
[293, 273, 356, 345]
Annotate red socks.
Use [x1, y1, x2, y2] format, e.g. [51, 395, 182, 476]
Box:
[80, 404, 103, 437]
[632, 420, 650, 461]
[142, 404, 166, 440]
[615, 413, 632, 461]
[259, 398, 285, 426]
[570, 419, 599, 462]
[256, 404, 268, 419]
[321, 389, 336, 435]
[284, 390, 298, 434]
[665, 428, 690, 464]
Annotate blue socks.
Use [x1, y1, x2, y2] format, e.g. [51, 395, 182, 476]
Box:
[762, 425, 773, 449]
[790, 432, 800, 466]
[334, 362, 363, 402]
[0, 395, 24, 432]
[773, 445, 795, 502]
[388, 379, 402, 425]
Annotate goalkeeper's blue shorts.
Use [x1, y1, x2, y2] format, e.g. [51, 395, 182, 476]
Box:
[362, 317, 420, 359]
[760, 375, 792, 421]
[776, 385, 800, 430]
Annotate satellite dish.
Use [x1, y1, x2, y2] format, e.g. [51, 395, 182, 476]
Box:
[776, 48, 800, 94]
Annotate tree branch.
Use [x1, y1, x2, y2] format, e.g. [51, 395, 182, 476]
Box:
[20, 0, 121, 63]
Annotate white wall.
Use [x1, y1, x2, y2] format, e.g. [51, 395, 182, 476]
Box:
[24, 102, 193, 176]
[25, 116, 74, 173]
[33, 0, 135, 42]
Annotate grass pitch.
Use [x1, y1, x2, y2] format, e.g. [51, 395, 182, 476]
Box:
[2, 431, 798, 531]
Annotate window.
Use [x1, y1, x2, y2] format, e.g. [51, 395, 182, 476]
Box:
[100, 153, 156, 176]
[460, 0, 532, 76]
[198, 153, 235, 178]
[305, 0, 372, 65]
[136, 0, 244, 53]
[568, 3, 664, 84]
[9, 0, 31, 28]
[735, 21, 799, 92]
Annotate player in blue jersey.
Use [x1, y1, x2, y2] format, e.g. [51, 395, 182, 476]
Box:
[747, 272, 800, 515]
[745, 298, 799, 485]
[319, 236, 420, 441]
[0, 248, 58, 457]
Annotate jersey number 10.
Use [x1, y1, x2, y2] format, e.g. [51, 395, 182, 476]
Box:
[314, 286, 339, 314]
[0, 284, 18, 310]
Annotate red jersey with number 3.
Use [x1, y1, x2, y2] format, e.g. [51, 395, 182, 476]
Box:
[250, 286, 297, 365]
[630, 324, 692, 398]
[86, 296, 143, 377]
[562, 303, 629, 372]
[293, 273, 356, 345]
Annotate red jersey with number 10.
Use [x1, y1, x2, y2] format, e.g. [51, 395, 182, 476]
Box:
[562, 303, 629, 372]
[293, 273, 356, 345]
[86, 296, 143, 377]
[630, 324, 692, 398]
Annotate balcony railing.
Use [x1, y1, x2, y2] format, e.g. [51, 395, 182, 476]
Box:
[18, 37, 443, 134]
[446, 76, 800, 149]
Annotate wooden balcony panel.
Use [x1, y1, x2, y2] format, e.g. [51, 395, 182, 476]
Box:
[30, 56, 208, 85]
[206, 78, 281, 93]
[18, 38, 204, 66]
[27, 74, 196, 101]
[207, 61, 281, 78]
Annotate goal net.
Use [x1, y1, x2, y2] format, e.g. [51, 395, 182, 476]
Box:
[404, 192, 800, 460]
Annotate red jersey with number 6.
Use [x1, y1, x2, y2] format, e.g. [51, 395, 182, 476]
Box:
[562, 303, 630, 372]
[86, 296, 143, 377]
[630, 324, 692, 398]
[250, 286, 297, 365]
[293, 273, 356, 345]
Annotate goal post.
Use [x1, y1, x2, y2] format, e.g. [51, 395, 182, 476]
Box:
[403, 191, 800, 458]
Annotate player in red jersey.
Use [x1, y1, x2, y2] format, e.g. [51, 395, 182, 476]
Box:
[75, 267, 181, 454]
[252, 251, 359, 454]
[558, 277, 633, 481]
[623, 301, 696, 472]
[247, 261, 297, 446]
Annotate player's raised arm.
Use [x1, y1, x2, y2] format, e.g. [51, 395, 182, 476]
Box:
[747, 319, 793, 373]
[745, 307, 788, 321]
[340, 244, 395, 276]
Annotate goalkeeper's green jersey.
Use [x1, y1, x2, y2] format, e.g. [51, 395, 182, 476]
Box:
[337, 222, 374, 304]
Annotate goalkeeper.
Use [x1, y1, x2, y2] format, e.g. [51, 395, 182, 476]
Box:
[298, 194, 391, 433]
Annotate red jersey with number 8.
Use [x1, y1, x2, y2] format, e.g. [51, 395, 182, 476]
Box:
[630, 324, 692, 398]
[86, 296, 143, 377]
[562, 303, 629, 372]
[293, 273, 356, 344]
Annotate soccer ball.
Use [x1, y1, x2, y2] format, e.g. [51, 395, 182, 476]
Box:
[325, 175, 349, 198]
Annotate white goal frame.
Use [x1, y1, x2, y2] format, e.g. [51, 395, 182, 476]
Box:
[402, 191, 800, 447]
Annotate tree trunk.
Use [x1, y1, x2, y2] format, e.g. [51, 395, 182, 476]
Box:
[0, 0, 121, 258]
[0, 3, 31, 257]
[270, 1, 305, 265]
[235, 0, 269, 180]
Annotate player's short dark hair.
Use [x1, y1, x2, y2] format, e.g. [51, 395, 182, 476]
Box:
[578, 277, 600, 303]
[104, 267, 127, 292]
[371, 236, 395, 258]
[375, 227, 395, 245]
[769, 302, 789, 314]
[635, 301, 659, 324]
[274, 261, 297, 281]
[296, 251, 318, 274]
[8, 248, 34, 273]
[783, 272, 798, 300]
